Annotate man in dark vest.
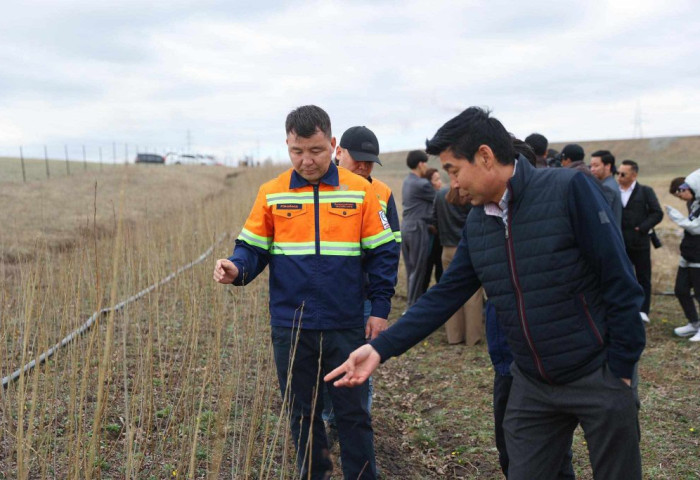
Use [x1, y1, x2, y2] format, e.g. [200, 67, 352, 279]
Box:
[327, 107, 646, 480]
[618, 159, 663, 323]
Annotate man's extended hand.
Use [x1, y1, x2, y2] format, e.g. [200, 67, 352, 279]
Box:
[213, 259, 239, 284]
[324, 344, 380, 388]
[365, 316, 388, 340]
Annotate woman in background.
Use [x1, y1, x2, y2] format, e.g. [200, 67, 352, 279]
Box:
[667, 170, 700, 341]
[423, 168, 444, 289]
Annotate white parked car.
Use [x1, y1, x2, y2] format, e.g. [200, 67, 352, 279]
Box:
[165, 153, 220, 166]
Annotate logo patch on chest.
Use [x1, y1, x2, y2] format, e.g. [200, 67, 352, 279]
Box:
[276, 203, 303, 210]
[331, 202, 357, 209]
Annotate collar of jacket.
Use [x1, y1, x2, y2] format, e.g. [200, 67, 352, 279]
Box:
[289, 161, 340, 189]
[506, 154, 532, 206]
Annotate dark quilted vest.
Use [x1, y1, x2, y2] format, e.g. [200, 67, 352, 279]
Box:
[467, 159, 607, 384]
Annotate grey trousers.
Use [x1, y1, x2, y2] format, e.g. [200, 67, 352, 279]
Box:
[401, 220, 431, 307]
[504, 362, 641, 480]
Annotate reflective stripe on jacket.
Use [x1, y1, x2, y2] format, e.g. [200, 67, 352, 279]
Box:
[230, 162, 398, 329]
[369, 176, 402, 244]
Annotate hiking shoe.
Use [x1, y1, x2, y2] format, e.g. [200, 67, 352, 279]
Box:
[674, 323, 700, 337]
[640, 312, 650, 323]
[689, 329, 700, 342]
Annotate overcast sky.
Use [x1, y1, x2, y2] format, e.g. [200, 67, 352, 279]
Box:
[1, 0, 699, 163]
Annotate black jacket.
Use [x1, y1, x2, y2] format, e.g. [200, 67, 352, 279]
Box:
[372, 158, 645, 384]
[621, 183, 663, 250]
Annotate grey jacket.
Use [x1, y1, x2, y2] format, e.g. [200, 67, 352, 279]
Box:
[401, 173, 435, 224]
[602, 175, 623, 226]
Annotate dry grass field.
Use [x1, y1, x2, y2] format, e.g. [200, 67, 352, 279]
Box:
[1, 139, 699, 479]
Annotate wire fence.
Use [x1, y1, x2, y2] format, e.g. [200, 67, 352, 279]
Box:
[0, 142, 180, 183]
[1, 231, 233, 389]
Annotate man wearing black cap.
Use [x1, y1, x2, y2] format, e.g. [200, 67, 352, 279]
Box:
[559, 143, 585, 168]
[321, 126, 401, 438]
[336, 126, 401, 248]
[402, 150, 436, 306]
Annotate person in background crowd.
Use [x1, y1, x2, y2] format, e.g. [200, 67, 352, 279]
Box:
[524, 133, 549, 168]
[432, 180, 483, 346]
[401, 150, 436, 307]
[590, 150, 622, 226]
[547, 148, 561, 167]
[666, 170, 700, 341]
[558, 144, 585, 168]
[560, 144, 620, 227]
[327, 106, 646, 480]
[423, 167, 444, 288]
[618, 159, 664, 323]
[512, 137, 537, 167]
[215, 105, 398, 479]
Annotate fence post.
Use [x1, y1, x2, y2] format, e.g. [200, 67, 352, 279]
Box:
[65, 145, 70, 176]
[19, 146, 26, 183]
[82, 145, 87, 171]
[44, 145, 50, 179]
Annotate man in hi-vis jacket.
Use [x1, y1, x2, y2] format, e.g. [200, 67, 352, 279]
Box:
[214, 106, 397, 480]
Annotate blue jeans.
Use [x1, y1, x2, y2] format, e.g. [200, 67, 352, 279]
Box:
[322, 300, 373, 425]
[271, 325, 376, 480]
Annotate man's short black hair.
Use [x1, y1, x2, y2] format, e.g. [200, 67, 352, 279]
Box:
[513, 137, 537, 166]
[591, 149, 616, 174]
[524, 133, 548, 156]
[406, 150, 428, 169]
[621, 159, 639, 173]
[425, 107, 515, 166]
[285, 105, 332, 138]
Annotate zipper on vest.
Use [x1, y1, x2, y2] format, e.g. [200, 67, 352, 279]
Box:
[313, 184, 320, 255]
[504, 188, 552, 384]
[578, 294, 604, 345]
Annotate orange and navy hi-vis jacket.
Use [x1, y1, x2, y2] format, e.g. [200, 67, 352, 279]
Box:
[229, 162, 399, 329]
[368, 176, 401, 244]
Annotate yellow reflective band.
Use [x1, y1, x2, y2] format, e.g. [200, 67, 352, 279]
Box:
[320, 241, 362, 256]
[266, 190, 367, 206]
[238, 228, 272, 250]
[393, 231, 402, 243]
[269, 240, 362, 256]
[361, 229, 395, 249]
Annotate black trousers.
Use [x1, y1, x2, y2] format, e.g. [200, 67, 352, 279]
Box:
[504, 363, 641, 480]
[674, 266, 700, 324]
[493, 373, 575, 479]
[626, 247, 652, 314]
[271, 326, 375, 480]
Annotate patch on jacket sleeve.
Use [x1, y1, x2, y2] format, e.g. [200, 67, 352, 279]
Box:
[598, 210, 610, 224]
[277, 203, 302, 210]
[379, 210, 390, 230]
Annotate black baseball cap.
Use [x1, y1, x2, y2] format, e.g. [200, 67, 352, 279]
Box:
[561, 144, 584, 162]
[339, 126, 381, 165]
